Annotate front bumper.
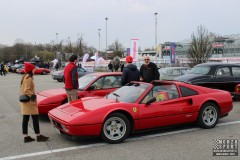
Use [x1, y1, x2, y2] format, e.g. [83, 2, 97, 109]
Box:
[48, 113, 102, 137]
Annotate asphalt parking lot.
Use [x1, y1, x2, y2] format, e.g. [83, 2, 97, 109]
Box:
[0, 73, 239, 160]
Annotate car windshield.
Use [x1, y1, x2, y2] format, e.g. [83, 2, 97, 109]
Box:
[107, 83, 150, 103]
[188, 66, 210, 74]
[78, 74, 98, 90]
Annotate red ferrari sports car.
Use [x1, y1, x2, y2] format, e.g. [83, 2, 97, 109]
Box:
[48, 80, 233, 144]
[16, 66, 51, 75]
[37, 72, 122, 114]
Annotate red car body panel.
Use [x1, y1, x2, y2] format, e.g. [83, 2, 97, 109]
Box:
[37, 72, 122, 114]
[48, 81, 233, 137]
[17, 67, 51, 74]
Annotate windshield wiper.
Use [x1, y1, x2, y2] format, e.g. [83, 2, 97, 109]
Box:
[113, 93, 120, 101]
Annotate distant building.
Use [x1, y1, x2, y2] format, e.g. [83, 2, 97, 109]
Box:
[174, 34, 240, 58]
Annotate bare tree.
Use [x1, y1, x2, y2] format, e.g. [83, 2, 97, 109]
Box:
[187, 25, 213, 67]
[108, 39, 125, 58]
[76, 34, 87, 57]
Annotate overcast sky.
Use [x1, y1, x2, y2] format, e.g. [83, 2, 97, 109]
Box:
[0, 0, 239, 50]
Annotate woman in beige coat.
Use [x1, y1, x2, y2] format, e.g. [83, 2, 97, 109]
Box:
[20, 62, 49, 143]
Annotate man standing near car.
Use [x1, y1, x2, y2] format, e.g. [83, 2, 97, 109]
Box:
[140, 55, 159, 83]
[121, 56, 140, 85]
[64, 55, 79, 102]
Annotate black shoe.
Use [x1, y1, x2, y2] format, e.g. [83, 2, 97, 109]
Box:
[37, 135, 49, 142]
[24, 136, 35, 143]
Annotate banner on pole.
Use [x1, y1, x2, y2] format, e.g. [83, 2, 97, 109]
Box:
[130, 38, 139, 62]
[170, 43, 176, 64]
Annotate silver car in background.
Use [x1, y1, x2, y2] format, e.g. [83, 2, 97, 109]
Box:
[52, 67, 91, 82]
[159, 67, 190, 80]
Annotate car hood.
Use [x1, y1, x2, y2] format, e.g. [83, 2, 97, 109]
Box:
[49, 97, 120, 125]
[58, 97, 117, 115]
[37, 88, 66, 97]
[174, 74, 211, 82]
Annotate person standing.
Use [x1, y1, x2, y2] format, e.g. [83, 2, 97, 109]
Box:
[64, 55, 79, 102]
[0, 63, 6, 76]
[20, 62, 49, 143]
[121, 56, 140, 85]
[140, 55, 159, 83]
[108, 61, 113, 72]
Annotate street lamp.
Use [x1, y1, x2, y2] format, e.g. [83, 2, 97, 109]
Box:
[56, 33, 58, 59]
[154, 12, 158, 50]
[56, 33, 58, 50]
[105, 17, 108, 59]
[98, 28, 101, 51]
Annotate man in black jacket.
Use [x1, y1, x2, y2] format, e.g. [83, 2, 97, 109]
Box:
[140, 55, 159, 83]
[121, 56, 140, 85]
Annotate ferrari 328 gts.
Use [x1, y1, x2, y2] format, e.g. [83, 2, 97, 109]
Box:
[48, 80, 233, 144]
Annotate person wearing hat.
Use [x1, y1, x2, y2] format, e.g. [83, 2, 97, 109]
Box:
[121, 56, 140, 85]
[19, 62, 49, 143]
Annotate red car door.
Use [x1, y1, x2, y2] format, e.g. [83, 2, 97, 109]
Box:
[137, 85, 197, 130]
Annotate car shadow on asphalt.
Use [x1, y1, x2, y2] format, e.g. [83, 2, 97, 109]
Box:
[39, 114, 50, 122]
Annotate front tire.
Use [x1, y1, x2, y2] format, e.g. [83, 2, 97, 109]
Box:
[101, 113, 130, 144]
[197, 102, 219, 129]
[42, 71, 47, 75]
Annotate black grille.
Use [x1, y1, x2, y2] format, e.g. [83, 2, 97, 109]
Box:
[52, 119, 63, 129]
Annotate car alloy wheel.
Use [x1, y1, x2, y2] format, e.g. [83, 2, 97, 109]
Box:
[197, 102, 219, 129]
[101, 113, 130, 144]
[42, 71, 47, 75]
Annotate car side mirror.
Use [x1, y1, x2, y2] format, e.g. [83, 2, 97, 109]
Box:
[146, 97, 156, 105]
[87, 85, 95, 90]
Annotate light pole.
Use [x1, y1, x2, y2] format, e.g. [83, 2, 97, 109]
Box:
[56, 33, 58, 50]
[98, 28, 101, 52]
[56, 33, 58, 59]
[105, 17, 108, 59]
[154, 12, 158, 50]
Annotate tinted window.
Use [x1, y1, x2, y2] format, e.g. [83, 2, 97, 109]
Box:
[232, 67, 240, 77]
[216, 67, 230, 76]
[180, 86, 198, 97]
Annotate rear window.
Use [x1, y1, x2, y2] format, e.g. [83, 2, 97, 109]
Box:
[180, 86, 198, 97]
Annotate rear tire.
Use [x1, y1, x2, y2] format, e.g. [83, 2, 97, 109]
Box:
[197, 102, 219, 129]
[101, 113, 130, 144]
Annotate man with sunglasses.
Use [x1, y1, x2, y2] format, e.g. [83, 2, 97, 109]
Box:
[140, 55, 159, 83]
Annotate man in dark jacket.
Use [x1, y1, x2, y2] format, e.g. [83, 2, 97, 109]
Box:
[140, 55, 159, 83]
[121, 56, 140, 85]
[64, 55, 79, 102]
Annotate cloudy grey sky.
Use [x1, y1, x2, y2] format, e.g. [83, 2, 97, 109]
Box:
[0, 0, 239, 50]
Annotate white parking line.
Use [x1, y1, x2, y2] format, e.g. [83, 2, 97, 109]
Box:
[1, 121, 240, 160]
